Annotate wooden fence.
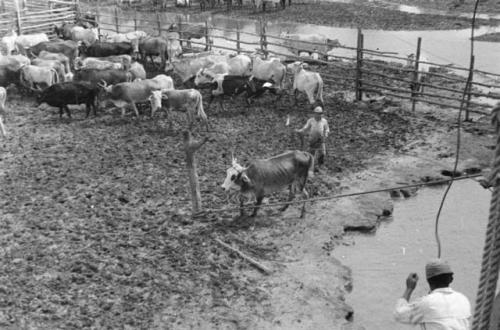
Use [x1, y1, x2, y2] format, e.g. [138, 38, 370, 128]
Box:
[0, 0, 78, 38]
[80, 4, 500, 115]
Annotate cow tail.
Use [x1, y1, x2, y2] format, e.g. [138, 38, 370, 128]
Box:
[307, 151, 314, 179]
[316, 74, 323, 104]
[52, 68, 59, 85]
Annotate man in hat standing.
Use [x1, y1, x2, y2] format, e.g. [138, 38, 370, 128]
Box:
[295, 105, 330, 167]
[394, 259, 471, 329]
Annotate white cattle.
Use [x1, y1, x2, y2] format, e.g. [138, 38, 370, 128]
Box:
[250, 55, 286, 88]
[38, 51, 71, 74]
[149, 74, 175, 91]
[15, 33, 49, 55]
[286, 61, 323, 105]
[104, 30, 148, 43]
[74, 57, 124, 70]
[0, 86, 6, 137]
[20, 65, 59, 90]
[70, 26, 98, 46]
[0, 54, 30, 71]
[194, 62, 230, 86]
[129, 61, 146, 80]
[31, 58, 67, 82]
[279, 31, 340, 58]
[0, 30, 18, 55]
[149, 89, 208, 129]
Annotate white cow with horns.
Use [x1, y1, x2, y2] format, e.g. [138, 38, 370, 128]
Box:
[221, 150, 314, 218]
[286, 61, 323, 105]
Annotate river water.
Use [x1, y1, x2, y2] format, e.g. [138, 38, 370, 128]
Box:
[334, 180, 492, 329]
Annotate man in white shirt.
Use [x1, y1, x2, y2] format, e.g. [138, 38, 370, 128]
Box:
[295, 106, 330, 166]
[394, 259, 471, 330]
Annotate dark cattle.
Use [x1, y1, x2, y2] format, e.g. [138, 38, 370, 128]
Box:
[79, 42, 136, 58]
[0, 66, 20, 88]
[37, 82, 99, 118]
[206, 75, 276, 110]
[138, 37, 168, 68]
[53, 22, 75, 40]
[73, 68, 132, 86]
[28, 40, 79, 67]
[221, 150, 314, 217]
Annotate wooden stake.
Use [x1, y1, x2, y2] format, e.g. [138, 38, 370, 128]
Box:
[156, 11, 161, 36]
[215, 238, 272, 274]
[114, 6, 119, 33]
[183, 131, 208, 214]
[205, 19, 210, 51]
[134, 8, 138, 31]
[96, 0, 101, 39]
[14, 0, 22, 35]
[411, 37, 422, 112]
[236, 21, 240, 54]
[355, 28, 364, 101]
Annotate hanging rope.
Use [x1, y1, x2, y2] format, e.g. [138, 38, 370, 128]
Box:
[432, 0, 480, 259]
[472, 105, 500, 330]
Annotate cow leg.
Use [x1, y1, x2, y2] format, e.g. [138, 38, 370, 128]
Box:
[239, 194, 246, 216]
[300, 186, 309, 218]
[279, 184, 294, 212]
[59, 107, 64, 118]
[207, 95, 214, 111]
[131, 103, 140, 117]
[65, 106, 71, 119]
[251, 195, 264, 217]
[293, 89, 299, 106]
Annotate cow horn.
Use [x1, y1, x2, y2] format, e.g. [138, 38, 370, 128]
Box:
[97, 80, 107, 88]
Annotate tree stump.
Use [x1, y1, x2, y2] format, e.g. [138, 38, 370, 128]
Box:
[183, 131, 209, 215]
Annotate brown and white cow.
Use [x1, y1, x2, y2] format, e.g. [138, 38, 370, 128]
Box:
[221, 150, 314, 217]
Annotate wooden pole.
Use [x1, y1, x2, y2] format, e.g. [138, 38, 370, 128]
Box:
[465, 55, 475, 122]
[183, 131, 208, 215]
[1, 0, 5, 13]
[205, 19, 210, 51]
[156, 11, 161, 36]
[96, 0, 101, 40]
[14, 0, 22, 35]
[134, 8, 138, 31]
[215, 238, 272, 274]
[355, 28, 364, 101]
[114, 6, 119, 33]
[236, 21, 240, 54]
[411, 37, 422, 112]
[260, 20, 268, 59]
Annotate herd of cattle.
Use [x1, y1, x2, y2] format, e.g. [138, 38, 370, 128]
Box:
[0, 18, 326, 129]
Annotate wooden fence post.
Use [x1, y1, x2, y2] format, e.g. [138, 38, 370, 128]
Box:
[355, 28, 364, 101]
[114, 7, 120, 34]
[260, 20, 268, 59]
[183, 131, 209, 215]
[96, 0, 101, 40]
[134, 8, 138, 31]
[1, 0, 5, 13]
[205, 20, 211, 51]
[465, 55, 475, 122]
[236, 21, 241, 54]
[411, 37, 422, 112]
[156, 12, 161, 36]
[14, 0, 22, 35]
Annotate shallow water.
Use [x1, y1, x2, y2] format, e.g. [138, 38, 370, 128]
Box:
[334, 179, 492, 329]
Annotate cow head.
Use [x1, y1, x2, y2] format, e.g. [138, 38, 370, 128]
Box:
[286, 61, 305, 75]
[221, 156, 248, 192]
[149, 90, 163, 115]
[73, 57, 83, 70]
[194, 68, 215, 86]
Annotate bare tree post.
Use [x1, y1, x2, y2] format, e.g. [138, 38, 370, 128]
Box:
[134, 8, 138, 31]
[205, 19, 210, 51]
[184, 131, 209, 214]
[96, 0, 101, 39]
[411, 37, 422, 112]
[156, 12, 161, 36]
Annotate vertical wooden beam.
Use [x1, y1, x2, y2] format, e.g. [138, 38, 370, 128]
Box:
[465, 55, 475, 122]
[96, 0, 101, 40]
[205, 20, 210, 51]
[14, 0, 22, 35]
[134, 8, 138, 31]
[114, 6, 119, 34]
[236, 21, 240, 54]
[260, 20, 268, 59]
[156, 12, 161, 36]
[355, 28, 364, 101]
[1, 0, 5, 14]
[411, 37, 422, 112]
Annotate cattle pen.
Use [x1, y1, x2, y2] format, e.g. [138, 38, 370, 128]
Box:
[78, 2, 500, 119]
[0, 0, 79, 38]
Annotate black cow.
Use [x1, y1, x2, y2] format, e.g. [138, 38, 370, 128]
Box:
[79, 42, 135, 58]
[207, 75, 276, 110]
[0, 66, 20, 88]
[37, 82, 99, 118]
[73, 68, 132, 86]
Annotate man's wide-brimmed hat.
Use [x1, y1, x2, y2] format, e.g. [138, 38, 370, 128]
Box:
[425, 259, 453, 279]
[313, 106, 323, 114]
